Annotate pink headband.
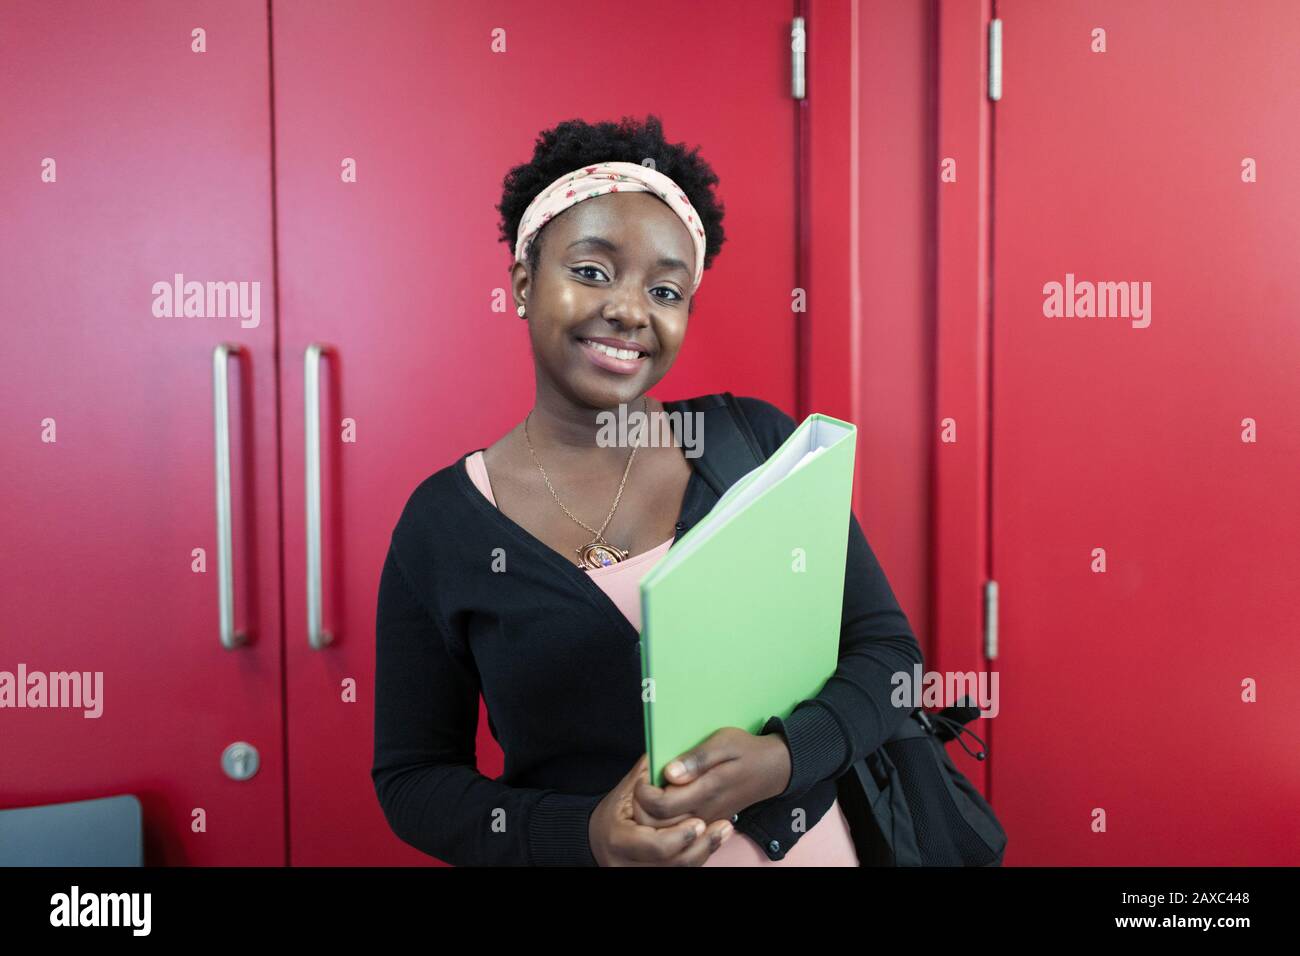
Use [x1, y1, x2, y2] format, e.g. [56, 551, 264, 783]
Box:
[513, 160, 706, 294]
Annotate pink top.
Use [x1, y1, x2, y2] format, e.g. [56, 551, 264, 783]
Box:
[464, 450, 859, 866]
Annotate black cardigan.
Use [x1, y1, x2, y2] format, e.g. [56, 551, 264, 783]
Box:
[371, 394, 924, 866]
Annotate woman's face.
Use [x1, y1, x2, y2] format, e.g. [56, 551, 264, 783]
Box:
[512, 191, 696, 411]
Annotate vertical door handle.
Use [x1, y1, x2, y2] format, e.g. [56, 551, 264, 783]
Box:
[305, 344, 334, 649]
[213, 343, 247, 650]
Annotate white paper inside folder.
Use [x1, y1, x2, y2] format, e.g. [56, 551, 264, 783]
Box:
[653, 414, 855, 574]
[788, 445, 827, 475]
[687, 416, 854, 545]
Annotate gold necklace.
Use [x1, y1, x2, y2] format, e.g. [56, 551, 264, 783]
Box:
[524, 397, 646, 569]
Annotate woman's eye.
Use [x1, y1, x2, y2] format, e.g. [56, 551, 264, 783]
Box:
[571, 266, 680, 303]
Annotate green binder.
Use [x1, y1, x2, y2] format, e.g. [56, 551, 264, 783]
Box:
[638, 412, 858, 787]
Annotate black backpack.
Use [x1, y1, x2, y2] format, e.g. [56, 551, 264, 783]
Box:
[679, 392, 1008, 867]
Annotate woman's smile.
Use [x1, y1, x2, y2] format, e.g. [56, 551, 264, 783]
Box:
[576, 335, 651, 375]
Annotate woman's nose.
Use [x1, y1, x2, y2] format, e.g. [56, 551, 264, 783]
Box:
[601, 286, 651, 327]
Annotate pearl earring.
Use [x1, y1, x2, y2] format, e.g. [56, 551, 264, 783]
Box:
[517, 304, 526, 318]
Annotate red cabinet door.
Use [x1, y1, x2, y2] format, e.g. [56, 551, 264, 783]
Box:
[989, 0, 1300, 864]
[0, 1, 285, 864]
[271, 0, 801, 864]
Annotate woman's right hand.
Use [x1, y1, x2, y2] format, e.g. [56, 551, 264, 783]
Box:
[588, 754, 735, 866]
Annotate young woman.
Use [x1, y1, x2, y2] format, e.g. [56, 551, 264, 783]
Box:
[372, 115, 923, 866]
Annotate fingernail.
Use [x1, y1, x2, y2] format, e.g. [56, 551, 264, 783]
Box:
[720, 824, 734, 841]
[667, 761, 686, 778]
[693, 821, 706, 838]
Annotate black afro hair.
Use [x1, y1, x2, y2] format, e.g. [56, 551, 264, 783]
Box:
[496, 114, 726, 308]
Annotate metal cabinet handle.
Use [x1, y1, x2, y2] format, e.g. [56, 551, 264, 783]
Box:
[213, 343, 247, 650]
[305, 344, 334, 650]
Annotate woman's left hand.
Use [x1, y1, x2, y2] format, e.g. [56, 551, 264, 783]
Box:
[631, 726, 792, 828]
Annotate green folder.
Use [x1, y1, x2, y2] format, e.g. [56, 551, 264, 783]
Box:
[638, 412, 858, 787]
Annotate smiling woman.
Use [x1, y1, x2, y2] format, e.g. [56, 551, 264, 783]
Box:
[371, 115, 921, 867]
[515, 189, 695, 406]
[496, 117, 724, 415]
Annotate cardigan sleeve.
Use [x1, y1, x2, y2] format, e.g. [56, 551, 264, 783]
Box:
[733, 396, 926, 803]
[371, 542, 603, 866]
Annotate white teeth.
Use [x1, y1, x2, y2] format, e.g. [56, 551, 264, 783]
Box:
[583, 339, 644, 361]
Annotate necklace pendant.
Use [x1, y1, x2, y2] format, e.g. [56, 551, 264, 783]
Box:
[577, 540, 630, 570]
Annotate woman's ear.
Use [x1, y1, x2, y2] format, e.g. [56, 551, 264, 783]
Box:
[509, 260, 531, 321]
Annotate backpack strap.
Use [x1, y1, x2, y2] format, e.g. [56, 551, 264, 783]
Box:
[676, 392, 766, 497]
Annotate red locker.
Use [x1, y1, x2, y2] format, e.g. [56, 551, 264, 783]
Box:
[0, 1, 285, 864]
[1, 0, 804, 868]
[987, 0, 1300, 864]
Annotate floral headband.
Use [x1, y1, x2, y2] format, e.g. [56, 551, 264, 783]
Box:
[513, 160, 706, 293]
